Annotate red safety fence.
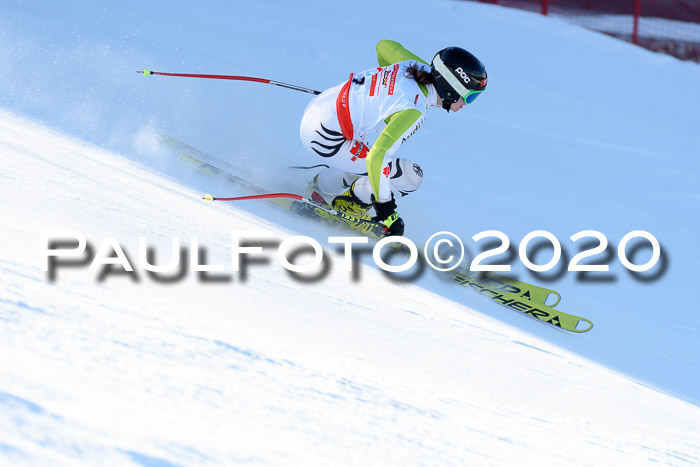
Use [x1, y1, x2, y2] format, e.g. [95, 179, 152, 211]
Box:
[470, 0, 700, 62]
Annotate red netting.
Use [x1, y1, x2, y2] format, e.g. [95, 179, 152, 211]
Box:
[470, 0, 700, 62]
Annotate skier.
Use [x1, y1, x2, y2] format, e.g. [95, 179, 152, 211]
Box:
[299, 40, 487, 237]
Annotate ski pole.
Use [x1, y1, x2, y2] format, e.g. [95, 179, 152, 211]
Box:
[138, 69, 321, 95]
[203, 193, 304, 202]
[202, 193, 388, 233]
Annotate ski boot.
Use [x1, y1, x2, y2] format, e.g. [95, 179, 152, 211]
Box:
[332, 182, 388, 238]
[331, 182, 372, 220]
[310, 179, 381, 236]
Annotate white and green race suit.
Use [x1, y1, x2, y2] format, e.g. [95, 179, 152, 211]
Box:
[300, 40, 438, 204]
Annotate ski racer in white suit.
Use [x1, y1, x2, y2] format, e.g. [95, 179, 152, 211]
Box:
[300, 40, 487, 236]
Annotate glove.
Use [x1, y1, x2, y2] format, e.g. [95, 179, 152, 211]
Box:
[372, 195, 405, 237]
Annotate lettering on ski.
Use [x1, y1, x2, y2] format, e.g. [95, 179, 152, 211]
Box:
[452, 272, 592, 333]
[302, 201, 386, 238]
[472, 271, 561, 308]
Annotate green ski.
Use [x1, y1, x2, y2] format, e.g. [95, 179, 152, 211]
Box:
[450, 271, 593, 333]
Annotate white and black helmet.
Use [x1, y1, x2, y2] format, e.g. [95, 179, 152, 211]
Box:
[431, 47, 487, 111]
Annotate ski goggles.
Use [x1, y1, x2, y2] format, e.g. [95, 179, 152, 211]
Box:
[463, 89, 484, 104]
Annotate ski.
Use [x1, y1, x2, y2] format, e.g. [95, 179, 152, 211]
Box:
[163, 135, 593, 333]
[449, 270, 593, 333]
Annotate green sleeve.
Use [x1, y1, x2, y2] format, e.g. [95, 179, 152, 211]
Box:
[366, 108, 424, 200]
[376, 40, 428, 67]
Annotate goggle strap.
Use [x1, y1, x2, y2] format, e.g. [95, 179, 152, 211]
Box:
[433, 55, 471, 100]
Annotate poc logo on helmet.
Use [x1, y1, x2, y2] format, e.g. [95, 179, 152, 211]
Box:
[455, 67, 471, 84]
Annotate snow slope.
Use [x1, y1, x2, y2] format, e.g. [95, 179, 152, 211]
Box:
[1, 0, 700, 464]
[2, 107, 699, 466]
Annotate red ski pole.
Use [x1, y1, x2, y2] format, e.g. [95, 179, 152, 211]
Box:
[202, 193, 303, 202]
[138, 69, 321, 95]
[202, 193, 388, 234]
